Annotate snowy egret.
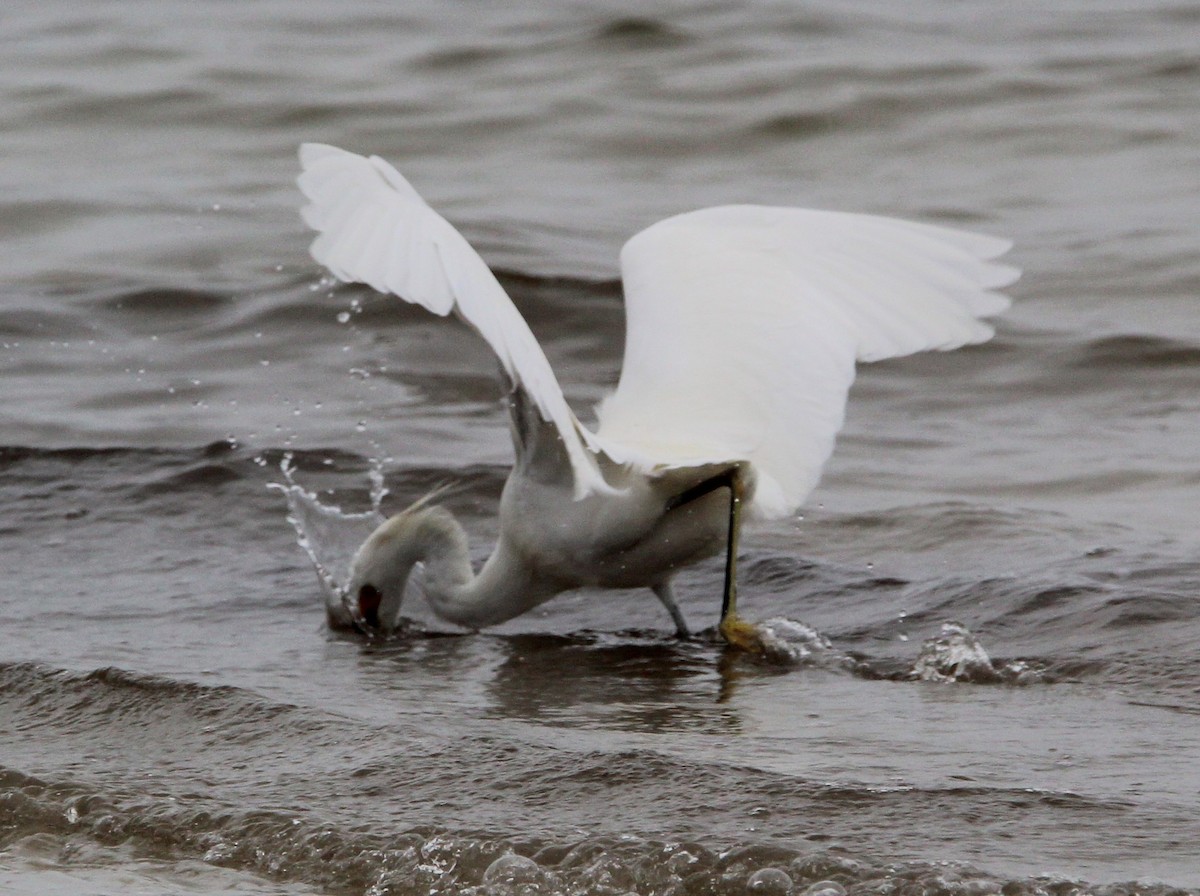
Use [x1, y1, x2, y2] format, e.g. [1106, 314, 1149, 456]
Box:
[297, 144, 1018, 647]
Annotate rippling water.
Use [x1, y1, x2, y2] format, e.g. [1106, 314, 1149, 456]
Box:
[3, 1, 1199, 893]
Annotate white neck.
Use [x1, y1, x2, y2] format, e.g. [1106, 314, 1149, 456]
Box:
[402, 507, 554, 630]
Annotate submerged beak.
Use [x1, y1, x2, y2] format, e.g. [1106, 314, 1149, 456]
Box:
[357, 584, 382, 629]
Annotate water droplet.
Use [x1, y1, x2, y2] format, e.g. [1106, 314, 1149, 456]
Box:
[747, 867, 794, 895]
[336, 311, 351, 324]
[260, 359, 270, 366]
[483, 854, 542, 886]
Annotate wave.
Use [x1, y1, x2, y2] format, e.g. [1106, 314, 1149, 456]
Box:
[0, 441, 503, 488]
[1064, 333, 1200, 372]
[1, 663, 1186, 896]
[591, 17, 692, 49]
[7, 769, 1175, 896]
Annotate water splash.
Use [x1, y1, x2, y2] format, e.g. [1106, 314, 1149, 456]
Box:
[268, 454, 385, 628]
[910, 622, 999, 683]
[908, 621, 1043, 684]
[753, 618, 836, 663]
[735, 617, 857, 670]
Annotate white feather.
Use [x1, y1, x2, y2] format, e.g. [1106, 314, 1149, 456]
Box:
[595, 205, 1018, 518]
[297, 143, 609, 498]
[297, 146, 1018, 520]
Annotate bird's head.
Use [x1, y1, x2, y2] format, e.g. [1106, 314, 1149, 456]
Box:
[344, 511, 424, 634]
[342, 483, 463, 635]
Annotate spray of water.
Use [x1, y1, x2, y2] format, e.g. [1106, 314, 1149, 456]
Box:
[268, 454, 387, 628]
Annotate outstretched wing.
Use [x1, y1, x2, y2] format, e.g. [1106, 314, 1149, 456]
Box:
[297, 144, 609, 498]
[595, 205, 1019, 519]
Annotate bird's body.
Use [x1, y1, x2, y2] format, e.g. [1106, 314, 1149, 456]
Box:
[296, 143, 1018, 641]
[338, 383, 747, 635]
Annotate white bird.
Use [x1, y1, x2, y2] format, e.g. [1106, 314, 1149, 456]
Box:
[297, 143, 1018, 648]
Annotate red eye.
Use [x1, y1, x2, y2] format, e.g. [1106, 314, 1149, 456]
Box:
[357, 584, 382, 627]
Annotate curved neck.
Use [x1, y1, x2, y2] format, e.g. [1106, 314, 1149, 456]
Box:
[408, 507, 551, 630]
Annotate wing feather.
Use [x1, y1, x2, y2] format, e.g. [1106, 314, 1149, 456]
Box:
[595, 205, 1017, 518]
[297, 143, 608, 497]
[298, 149, 1016, 518]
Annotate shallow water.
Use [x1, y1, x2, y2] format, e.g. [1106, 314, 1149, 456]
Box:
[3, 1, 1200, 893]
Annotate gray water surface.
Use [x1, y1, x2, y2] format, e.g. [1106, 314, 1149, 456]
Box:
[2, 1, 1199, 893]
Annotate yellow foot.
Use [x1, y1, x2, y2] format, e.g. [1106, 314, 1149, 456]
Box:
[719, 613, 765, 652]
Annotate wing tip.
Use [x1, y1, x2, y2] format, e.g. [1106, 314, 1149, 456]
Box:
[985, 262, 1022, 290]
[298, 142, 346, 168]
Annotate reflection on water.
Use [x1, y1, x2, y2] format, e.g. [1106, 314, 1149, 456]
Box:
[486, 633, 739, 734]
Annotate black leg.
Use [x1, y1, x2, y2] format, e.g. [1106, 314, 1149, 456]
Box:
[717, 466, 761, 650]
[665, 465, 760, 650]
[719, 466, 743, 624]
